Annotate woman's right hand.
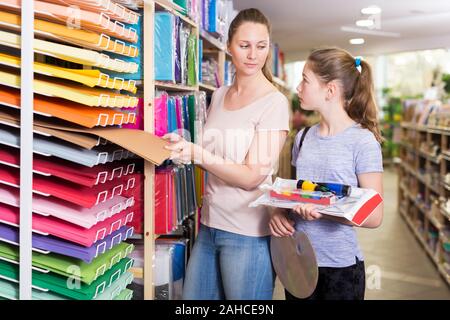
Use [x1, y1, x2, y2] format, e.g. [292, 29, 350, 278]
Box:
[269, 208, 295, 237]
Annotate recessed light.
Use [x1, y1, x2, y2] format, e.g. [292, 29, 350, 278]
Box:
[350, 38, 365, 45]
[356, 19, 374, 27]
[361, 6, 381, 15]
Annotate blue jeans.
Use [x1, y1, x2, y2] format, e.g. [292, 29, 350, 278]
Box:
[182, 224, 275, 300]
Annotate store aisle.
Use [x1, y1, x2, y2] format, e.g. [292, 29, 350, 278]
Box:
[273, 167, 450, 300]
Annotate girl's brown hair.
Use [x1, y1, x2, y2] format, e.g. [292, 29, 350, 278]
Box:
[227, 8, 273, 82]
[307, 47, 383, 143]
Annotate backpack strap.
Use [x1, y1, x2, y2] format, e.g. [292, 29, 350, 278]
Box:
[298, 126, 311, 152]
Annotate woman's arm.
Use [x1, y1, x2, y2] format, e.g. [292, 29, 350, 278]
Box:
[165, 130, 288, 191]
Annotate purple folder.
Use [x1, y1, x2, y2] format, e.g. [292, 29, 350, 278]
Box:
[0, 223, 133, 263]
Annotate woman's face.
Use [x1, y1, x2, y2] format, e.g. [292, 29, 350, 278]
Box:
[228, 22, 270, 77]
[296, 63, 327, 111]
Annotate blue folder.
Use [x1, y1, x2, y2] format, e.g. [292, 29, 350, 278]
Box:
[155, 12, 175, 81]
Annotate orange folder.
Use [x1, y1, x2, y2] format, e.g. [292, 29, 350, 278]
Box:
[0, 85, 136, 128]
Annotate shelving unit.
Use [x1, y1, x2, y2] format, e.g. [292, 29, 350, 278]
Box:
[6, 0, 294, 300]
[398, 121, 450, 286]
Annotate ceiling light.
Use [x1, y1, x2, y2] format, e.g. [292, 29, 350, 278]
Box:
[349, 38, 365, 45]
[361, 6, 381, 15]
[356, 19, 374, 27]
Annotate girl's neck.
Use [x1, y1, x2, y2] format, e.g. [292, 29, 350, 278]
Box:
[318, 103, 356, 136]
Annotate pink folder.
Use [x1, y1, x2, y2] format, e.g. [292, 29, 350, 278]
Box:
[0, 145, 137, 188]
[0, 184, 134, 229]
[0, 164, 137, 208]
[0, 202, 135, 247]
[154, 94, 168, 137]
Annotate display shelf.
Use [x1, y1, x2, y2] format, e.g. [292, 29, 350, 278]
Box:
[155, 0, 198, 29]
[199, 82, 217, 92]
[155, 81, 199, 92]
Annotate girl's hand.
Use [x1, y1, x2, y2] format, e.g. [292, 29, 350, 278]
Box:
[292, 203, 323, 221]
[269, 208, 295, 237]
[163, 133, 195, 165]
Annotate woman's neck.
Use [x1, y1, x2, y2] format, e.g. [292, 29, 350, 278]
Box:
[318, 103, 356, 136]
[232, 71, 268, 95]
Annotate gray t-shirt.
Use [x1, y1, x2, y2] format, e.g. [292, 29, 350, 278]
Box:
[291, 123, 383, 267]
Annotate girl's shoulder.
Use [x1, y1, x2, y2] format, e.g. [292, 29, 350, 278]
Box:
[348, 125, 380, 144]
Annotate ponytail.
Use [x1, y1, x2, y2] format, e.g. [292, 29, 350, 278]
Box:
[347, 60, 383, 143]
[307, 47, 383, 143]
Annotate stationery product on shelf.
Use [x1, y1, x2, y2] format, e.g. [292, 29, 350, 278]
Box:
[0, 201, 135, 247]
[0, 146, 137, 188]
[154, 239, 187, 300]
[0, 67, 139, 108]
[0, 11, 139, 57]
[38, 0, 141, 24]
[0, 261, 134, 300]
[0, 241, 134, 285]
[0, 85, 137, 128]
[0, 53, 137, 93]
[0, 0, 138, 43]
[0, 125, 136, 167]
[0, 223, 133, 263]
[0, 163, 137, 208]
[0, 30, 139, 73]
[0, 183, 135, 230]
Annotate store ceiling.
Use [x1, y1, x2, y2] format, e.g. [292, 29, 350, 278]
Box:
[233, 0, 450, 61]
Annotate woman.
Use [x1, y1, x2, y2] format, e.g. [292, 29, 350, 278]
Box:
[163, 8, 290, 300]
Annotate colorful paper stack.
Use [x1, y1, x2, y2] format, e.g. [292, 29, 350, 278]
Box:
[0, 0, 149, 300]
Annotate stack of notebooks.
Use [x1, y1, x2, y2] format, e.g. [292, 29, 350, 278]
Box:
[155, 164, 198, 235]
[0, 0, 169, 300]
[129, 238, 188, 300]
[200, 0, 233, 42]
[154, 11, 198, 86]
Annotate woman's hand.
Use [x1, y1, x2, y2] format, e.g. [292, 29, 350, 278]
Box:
[163, 133, 197, 165]
[269, 208, 295, 237]
[292, 203, 323, 221]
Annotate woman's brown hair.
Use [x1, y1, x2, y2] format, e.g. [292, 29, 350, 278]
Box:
[307, 47, 383, 143]
[227, 8, 273, 82]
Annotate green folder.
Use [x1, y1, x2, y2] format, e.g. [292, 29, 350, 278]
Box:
[93, 272, 133, 300]
[0, 257, 133, 300]
[0, 241, 134, 285]
[173, 0, 188, 16]
[114, 288, 133, 300]
[0, 272, 133, 300]
[187, 34, 197, 86]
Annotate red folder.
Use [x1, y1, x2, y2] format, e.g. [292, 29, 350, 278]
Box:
[0, 145, 137, 187]
[155, 168, 175, 235]
[0, 164, 137, 208]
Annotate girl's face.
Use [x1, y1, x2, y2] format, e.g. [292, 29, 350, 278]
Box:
[296, 63, 327, 111]
[228, 22, 270, 77]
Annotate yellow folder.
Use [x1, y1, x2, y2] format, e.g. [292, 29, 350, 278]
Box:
[0, 53, 137, 93]
[0, 30, 138, 73]
[0, 67, 138, 108]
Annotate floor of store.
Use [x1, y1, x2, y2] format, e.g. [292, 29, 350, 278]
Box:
[273, 167, 450, 300]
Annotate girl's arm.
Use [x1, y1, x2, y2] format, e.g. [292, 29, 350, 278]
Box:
[294, 172, 384, 228]
[321, 172, 383, 228]
[166, 130, 288, 191]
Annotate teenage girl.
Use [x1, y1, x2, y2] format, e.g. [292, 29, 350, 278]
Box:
[269, 47, 384, 300]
